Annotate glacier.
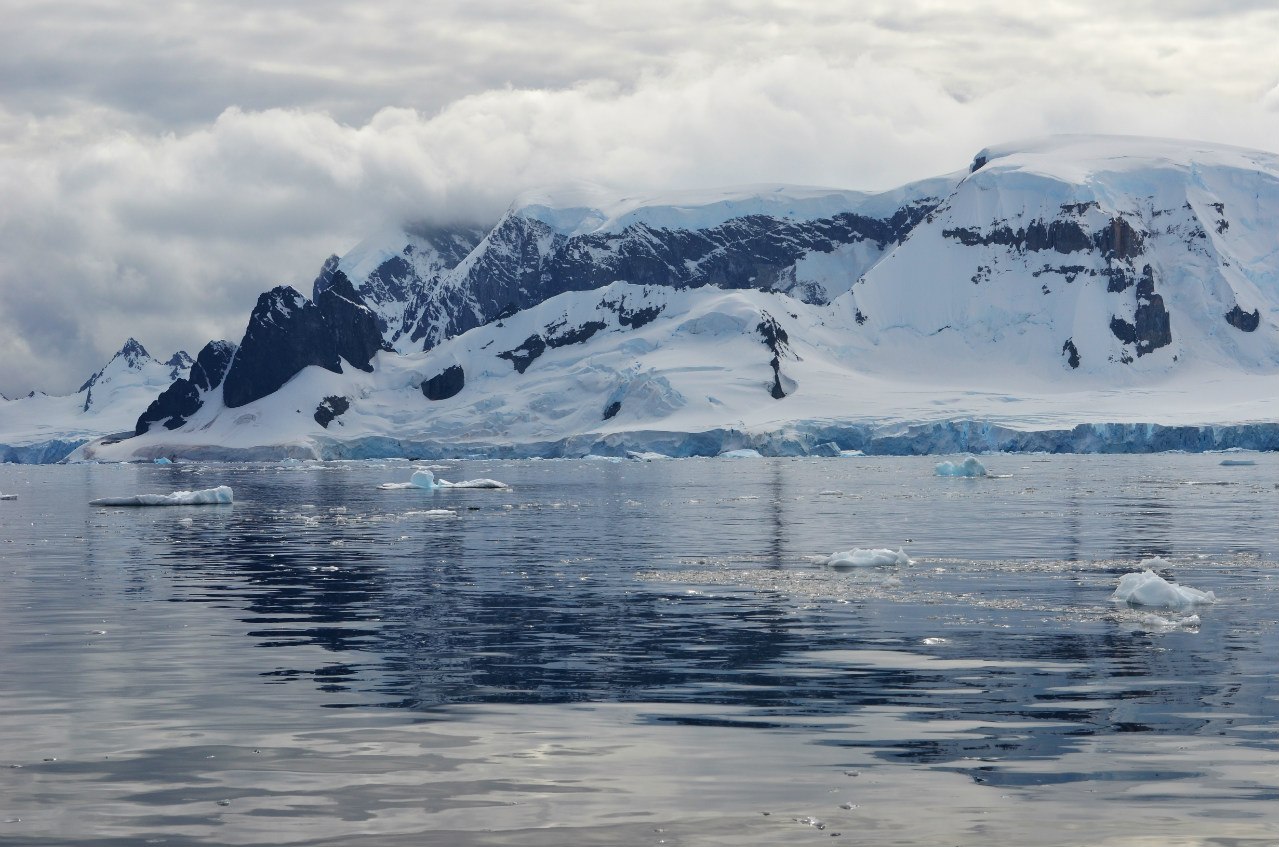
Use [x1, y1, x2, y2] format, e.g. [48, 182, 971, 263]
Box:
[9, 135, 1279, 464]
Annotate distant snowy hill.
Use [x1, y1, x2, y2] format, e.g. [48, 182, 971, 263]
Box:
[21, 135, 1279, 462]
[0, 339, 191, 462]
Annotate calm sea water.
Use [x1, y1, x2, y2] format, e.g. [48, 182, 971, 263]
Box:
[1, 455, 1277, 845]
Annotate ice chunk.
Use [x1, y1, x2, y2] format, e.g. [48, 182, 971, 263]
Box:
[0, 493, 16, 501]
[719, 448, 763, 458]
[935, 456, 987, 477]
[90, 486, 233, 507]
[378, 470, 509, 490]
[1219, 459, 1256, 466]
[626, 451, 671, 461]
[153, 457, 173, 464]
[816, 547, 913, 568]
[1111, 567, 1216, 610]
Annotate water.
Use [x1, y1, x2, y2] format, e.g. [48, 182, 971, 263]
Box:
[1, 455, 1277, 845]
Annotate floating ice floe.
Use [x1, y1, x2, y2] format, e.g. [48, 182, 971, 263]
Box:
[378, 470, 509, 490]
[153, 457, 173, 464]
[719, 448, 763, 458]
[935, 456, 987, 477]
[403, 509, 458, 518]
[1219, 459, 1256, 466]
[0, 492, 16, 501]
[814, 547, 913, 568]
[90, 485, 234, 507]
[1111, 561, 1216, 610]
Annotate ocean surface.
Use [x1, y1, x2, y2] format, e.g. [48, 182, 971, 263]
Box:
[1, 455, 1277, 846]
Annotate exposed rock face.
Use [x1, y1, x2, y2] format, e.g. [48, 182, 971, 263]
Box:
[421, 365, 465, 401]
[189, 340, 237, 392]
[164, 351, 194, 381]
[1109, 265, 1171, 357]
[497, 334, 547, 374]
[1062, 338, 1080, 369]
[757, 312, 793, 399]
[316, 271, 388, 373]
[135, 340, 238, 435]
[1225, 304, 1260, 332]
[314, 395, 350, 428]
[222, 286, 342, 409]
[404, 200, 942, 352]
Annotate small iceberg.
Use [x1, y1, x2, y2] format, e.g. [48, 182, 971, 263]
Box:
[1111, 561, 1216, 610]
[0, 492, 16, 501]
[379, 470, 509, 490]
[814, 548, 913, 568]
[153, 457, 173, 465]
[935, 456, 987, 477]
[719, 448, 763, 459]
[1219, 459, 1256, 467]
[90, 486, 233, 507]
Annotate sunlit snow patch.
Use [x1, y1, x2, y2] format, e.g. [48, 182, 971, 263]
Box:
[814, 548, 913, 568]
[378, 470, 509, 490]
[90, 486, 233, 507]
[935, 456, 987, 477]
[1111, 560, 1216, 610]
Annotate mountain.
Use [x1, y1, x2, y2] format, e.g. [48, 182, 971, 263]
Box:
[0, 339, 192, 462]
[34, 136, 1279, 461]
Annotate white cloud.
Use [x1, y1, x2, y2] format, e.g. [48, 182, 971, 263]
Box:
[2, 2, 1279, 394]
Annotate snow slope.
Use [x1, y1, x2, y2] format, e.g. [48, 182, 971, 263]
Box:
[26, 135, 1279, 462]
[0, 339, 191, 462]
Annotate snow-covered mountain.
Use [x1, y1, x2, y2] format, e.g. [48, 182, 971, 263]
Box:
[26, 135, 1279, 461]
[0, 339, 192, 462]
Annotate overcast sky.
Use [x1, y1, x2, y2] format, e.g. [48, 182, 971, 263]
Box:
[3, 0, 1279, 395]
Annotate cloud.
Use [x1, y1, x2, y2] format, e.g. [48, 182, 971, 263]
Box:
[2, 2, 1279, 394]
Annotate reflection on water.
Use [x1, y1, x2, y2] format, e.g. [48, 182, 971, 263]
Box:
[1, 455, 1278, 845]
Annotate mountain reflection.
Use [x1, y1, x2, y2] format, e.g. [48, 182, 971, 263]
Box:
[65, 457, 1267, 781]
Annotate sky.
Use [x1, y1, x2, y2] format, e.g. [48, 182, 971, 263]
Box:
[3, 0, 1279, 396]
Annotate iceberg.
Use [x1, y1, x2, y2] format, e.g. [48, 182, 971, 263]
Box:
[0, 492, 16, 501]
[719, 449, 763, 458]
[815, 548, 913, 568]
[1219, 459, 1256, 466]
[90, 485, 233, 507]
[1111, 563, 1216, 610]
[935, 456, 987, 477]
[378, 470, 509, 490]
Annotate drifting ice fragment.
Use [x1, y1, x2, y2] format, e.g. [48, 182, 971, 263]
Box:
[378, 470, 509, 490]
[90, 486, 233, 507]
[0, 493, 16, 501]
[1219, 459, 1256, 466]
[1111, 564, 1216, 610]
[816, 548, 913, 567]
[719, 449, 763, 459]
[935, 456, 987, 477]
[153, 457, 173, 465]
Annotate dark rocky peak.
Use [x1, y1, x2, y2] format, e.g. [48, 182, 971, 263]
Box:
[221, 286, 341, 409]
[311, 254, 343, 299]
[402, 222, 489, 268]
[164, 351, 194, 381]
[116, 337, 151, 367]
[406, 196, 943, 351]
[189, 340, 237, 392]
[316, 271, 388, 373]
[135, 339, 238, 436]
